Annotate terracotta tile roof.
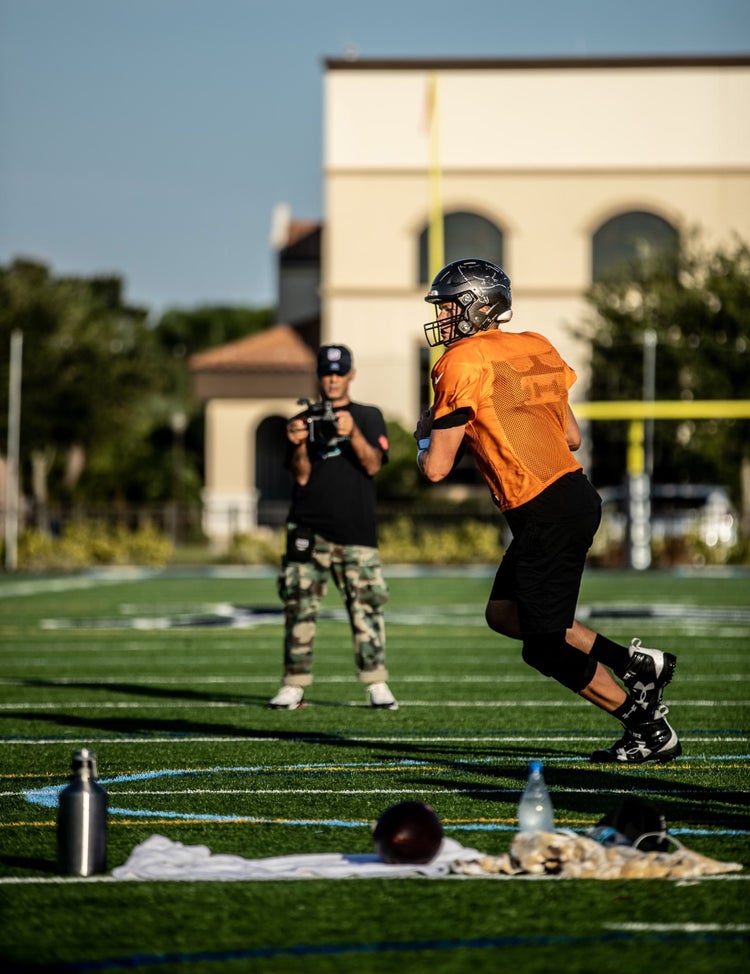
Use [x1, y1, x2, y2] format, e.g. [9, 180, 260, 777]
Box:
[285, 220, 320, 249]
[188, 324, 316, 373]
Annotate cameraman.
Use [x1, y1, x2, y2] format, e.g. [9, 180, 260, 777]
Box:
[268, 344, 398, 711]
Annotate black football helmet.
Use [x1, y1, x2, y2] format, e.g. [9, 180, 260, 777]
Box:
[423, 258, 512, 347]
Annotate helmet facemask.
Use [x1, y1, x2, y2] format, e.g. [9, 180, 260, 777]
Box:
[423, 258, 512, 348]
[423, 294, 481, 348]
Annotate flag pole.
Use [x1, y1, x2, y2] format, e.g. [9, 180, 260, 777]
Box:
[427, 72, 444, 387]
[427, 72, 444, 282]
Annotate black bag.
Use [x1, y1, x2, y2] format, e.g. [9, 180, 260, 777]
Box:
[285, 525, 316, 563]
[594, 796, 669, 852]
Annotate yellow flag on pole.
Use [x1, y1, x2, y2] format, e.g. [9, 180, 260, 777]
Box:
[426, 72, 444, 390]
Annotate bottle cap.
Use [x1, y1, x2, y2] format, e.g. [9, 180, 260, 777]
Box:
[71, 748, 98, 777]
[529, 759, 542, 773]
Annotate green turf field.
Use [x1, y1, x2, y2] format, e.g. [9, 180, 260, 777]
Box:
[1, 566, 748, 973]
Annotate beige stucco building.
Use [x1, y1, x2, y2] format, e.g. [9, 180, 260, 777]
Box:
[192, 55, 750, 544]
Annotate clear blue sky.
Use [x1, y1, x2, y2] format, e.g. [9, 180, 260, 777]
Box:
[1, 0, 748, 318]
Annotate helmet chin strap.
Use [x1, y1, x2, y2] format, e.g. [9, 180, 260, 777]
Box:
[463, 307, 513, 335]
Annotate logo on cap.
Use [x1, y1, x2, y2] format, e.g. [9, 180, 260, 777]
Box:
[317, 345, 352, 376]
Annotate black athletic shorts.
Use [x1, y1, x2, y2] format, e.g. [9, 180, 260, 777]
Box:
[489, 471, 602, 633]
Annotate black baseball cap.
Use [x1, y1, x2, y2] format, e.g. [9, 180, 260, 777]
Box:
[317, 344, 353, 376]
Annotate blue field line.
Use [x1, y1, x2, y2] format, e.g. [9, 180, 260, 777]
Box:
[23, 776, 750, 837]
[21, 756, 750, 806]
[35, 929, 750, 972]
[20, 755, 750, 802]
[447, 824, 750, 837]
[21, 761, 750, 839]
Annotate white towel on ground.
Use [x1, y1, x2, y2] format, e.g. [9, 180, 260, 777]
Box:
[112, 834, 484, 881]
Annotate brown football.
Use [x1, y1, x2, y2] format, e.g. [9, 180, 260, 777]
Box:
[372, 800, 444, 864]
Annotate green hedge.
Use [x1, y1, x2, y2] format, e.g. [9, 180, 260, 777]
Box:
[13, 522, 173, 571]
[214, 519, 504, 567]
[378, 516, 503, 564]
[9, 516, 745, 571]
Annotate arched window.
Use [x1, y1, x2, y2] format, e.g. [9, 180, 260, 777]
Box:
[592, 211, 678, 281]
[256, 416, 291, 527]
[418, 211, 504, 283]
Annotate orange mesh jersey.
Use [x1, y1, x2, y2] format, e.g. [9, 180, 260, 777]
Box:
[431, 329, 582, 511]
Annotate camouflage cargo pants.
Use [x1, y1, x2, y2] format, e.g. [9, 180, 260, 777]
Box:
[277, 533, 389, 687]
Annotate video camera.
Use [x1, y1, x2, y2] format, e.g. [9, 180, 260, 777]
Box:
[297, 398, 339, 447]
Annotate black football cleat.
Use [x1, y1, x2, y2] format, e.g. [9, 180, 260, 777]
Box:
[622, 638, 677, 710]
[591, 708, 682, 764]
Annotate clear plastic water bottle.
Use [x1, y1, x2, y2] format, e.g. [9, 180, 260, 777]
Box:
[56, 748, 108, 876]
[517, 759, 555, 832]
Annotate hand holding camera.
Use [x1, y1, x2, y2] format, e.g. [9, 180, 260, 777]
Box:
[296, 398, 344, 449]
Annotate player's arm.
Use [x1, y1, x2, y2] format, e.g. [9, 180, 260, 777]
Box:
[566, 405, 581, 452]
[415, 407, 469, 483]
[418, 425, 466, 482]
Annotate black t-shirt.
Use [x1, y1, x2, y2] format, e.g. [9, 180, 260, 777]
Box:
[287, 401, 389, 547]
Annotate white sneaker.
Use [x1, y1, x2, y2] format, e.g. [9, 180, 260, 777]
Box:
[367, 682, 398, 710]
[267, 685, 304, 710]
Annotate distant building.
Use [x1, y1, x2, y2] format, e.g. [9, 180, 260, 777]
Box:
[192, 55, 750, 544]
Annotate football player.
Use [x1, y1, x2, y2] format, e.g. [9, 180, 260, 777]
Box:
[414, 258, 680, 764]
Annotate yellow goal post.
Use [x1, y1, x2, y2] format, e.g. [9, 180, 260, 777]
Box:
[571, 400, 750, 568]
[572, 400, 750, 477]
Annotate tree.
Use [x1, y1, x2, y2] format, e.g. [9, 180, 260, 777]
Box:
[152, 305, 274, 396]
[0, 258, 162, 507]
[575, 233, 750, 502]
[0, 259, 277, 513]
[148, 304, 276, 494]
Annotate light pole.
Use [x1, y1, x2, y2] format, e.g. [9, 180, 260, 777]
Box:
[5, 331, 23, 572]
[170, 411, 187, 544]
[623, 329, 658, 570]
[642, 328, 657, 477]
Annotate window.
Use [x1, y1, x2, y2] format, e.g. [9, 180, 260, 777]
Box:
[418, 211, 504, 283]
[256, 416, 291, 526]
[592, 211, 678, 281]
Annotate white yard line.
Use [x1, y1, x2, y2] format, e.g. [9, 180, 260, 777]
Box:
[5, 785, 747, 798]
[0, 874, 747, 886]
[1, 674, 748, 685]
[607, 922, 750, 931]
[3, 735, 748, 746]
[0, 699, 747, 710]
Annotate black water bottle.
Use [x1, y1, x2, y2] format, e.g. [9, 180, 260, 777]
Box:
[56, 748, 108, 876]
